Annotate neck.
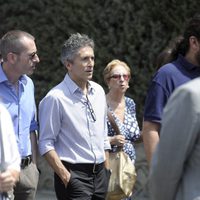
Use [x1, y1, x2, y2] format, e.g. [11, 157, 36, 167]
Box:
[68, 73, 88, 95]
[185, 51, 200, 66]
[106, 90, 124, 103]
[2, 62, 20, 85]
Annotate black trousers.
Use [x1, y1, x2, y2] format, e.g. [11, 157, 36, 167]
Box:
[54, 161, 111, 200]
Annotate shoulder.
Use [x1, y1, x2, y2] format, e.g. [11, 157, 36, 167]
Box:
[40, 82, 65, 104]
[125, 96, 136, 111]
[173, 77, 200, 99]
[167, 77, 200, 112]
[153, 63, 178, 80]
[125, 96, 135, 105]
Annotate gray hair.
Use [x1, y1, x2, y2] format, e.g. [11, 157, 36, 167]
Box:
[0, 30, 35, 61]
[60, 33, 94, 65]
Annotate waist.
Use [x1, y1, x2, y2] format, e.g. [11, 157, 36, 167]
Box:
[21, 155, 32, 169]
[62, 161, 104, 174]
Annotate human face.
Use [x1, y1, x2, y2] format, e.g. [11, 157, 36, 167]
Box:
[67, 46, 94, 85]
[108, 65, 130, 93]
[13, 37, 40, 76]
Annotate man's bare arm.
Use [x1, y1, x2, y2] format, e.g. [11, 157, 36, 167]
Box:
[142, 121, 160, 165]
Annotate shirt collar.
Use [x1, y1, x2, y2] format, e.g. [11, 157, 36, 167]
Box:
[0, 63, 27, 85]
[177, 54, 200, 71]
[64, 73, 95, 95]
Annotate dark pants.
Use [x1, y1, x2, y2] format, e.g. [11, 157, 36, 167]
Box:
[54, 161, 111, 200]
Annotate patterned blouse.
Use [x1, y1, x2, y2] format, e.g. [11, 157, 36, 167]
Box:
[107, 97, 140, 162]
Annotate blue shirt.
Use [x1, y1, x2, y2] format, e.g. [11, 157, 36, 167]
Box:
[0, 64, 38, 157]
[39, 74, 110, 164]
[107, 97, 140, 161]
[144, 54, 200, 123]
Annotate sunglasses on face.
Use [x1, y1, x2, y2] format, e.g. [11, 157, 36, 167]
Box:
[110, 74, 130, 81]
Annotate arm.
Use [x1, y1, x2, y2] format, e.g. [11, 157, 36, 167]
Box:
[44, 150, 71, 187]
[30, 131, 38, 164]
[104, 150, 110, 169]
[109, 135, 126, 146]
[142, 121, 160, 165]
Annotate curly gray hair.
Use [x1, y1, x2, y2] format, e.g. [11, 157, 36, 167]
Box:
[60, 33, 94, 65]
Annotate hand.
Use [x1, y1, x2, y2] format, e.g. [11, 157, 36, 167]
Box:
[112, 135, 126, 146]
[61, 171, 71, 188]
[0, 170, 16, 192]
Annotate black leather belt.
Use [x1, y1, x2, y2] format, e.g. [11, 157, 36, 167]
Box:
[21, 155, 32, 168]
[62, 161, 104, 174]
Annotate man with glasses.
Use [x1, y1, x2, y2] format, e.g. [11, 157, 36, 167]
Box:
[39, 33, 111, 200]
[0, 30, 40, 200]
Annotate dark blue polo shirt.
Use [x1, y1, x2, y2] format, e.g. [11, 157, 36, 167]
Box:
[144, 54, 200, 123]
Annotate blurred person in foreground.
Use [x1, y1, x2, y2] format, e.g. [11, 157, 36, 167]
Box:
[103, 59, 141, 200]
[38, 33, 111, 200]
[0, 30, 40, 200]
[0, 103, 20, 200]
[150, 77, 200, 200]
[142, 14, 200, 165]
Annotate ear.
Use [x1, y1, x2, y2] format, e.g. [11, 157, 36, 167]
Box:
[189, 36, 200, 52]
[7, 52, 18, 64]
[65, 60, 72, 71]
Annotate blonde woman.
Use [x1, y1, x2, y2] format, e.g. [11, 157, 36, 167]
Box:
[103, 59, 140, 199]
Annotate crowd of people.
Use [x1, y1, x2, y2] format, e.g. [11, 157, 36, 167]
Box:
[1, 14, 200, 200]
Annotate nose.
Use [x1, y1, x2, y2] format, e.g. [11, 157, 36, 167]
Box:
[33, 54, 40, 63]
[89, 57, 94, 65]
[120, 75, 124, 81]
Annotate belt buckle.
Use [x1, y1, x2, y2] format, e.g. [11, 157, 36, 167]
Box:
[21, 156, 31, 168]
[27, 156, 31, 164]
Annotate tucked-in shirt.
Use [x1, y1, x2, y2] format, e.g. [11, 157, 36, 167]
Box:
[150, 77, 200, 200]
[107, 97, 140, 161]
[39, 74, 110, 164]
[144, 54, 200, 123]
[0, 103, 21, 200]
[0, 64, 38, 157]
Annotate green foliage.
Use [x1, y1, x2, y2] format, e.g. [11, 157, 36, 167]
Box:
[0, 0, 200, 127]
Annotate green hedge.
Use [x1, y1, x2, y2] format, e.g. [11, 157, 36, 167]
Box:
[0, 0, 199, 127]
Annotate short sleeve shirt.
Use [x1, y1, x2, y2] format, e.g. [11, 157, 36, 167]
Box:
[144, 54, 200, 123]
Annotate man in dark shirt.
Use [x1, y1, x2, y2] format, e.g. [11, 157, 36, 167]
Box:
[142, 14, 200, 165]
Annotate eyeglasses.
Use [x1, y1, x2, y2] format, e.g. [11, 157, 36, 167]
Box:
[86, 95, 96, 122]
[110, 74, 130, 81]
[12, 51, 38, 60]
[27, 52, 38, 60]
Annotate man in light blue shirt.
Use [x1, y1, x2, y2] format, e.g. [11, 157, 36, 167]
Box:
[0, 30, 40, 200]
[39, 33, 111, 200]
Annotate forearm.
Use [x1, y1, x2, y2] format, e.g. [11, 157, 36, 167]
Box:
[30, 131, 38, 164]
[142, 121, 160, 165]
[44, 150, 70, 187]
[104, 150, 110, 169]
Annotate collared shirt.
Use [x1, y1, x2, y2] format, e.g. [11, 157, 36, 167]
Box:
[144, 54, 200, 123]
[0, 64, 38, 157]
[150, 77, 200, 200]
[39, 74, 110, 164]
[0, 104, 21, 200]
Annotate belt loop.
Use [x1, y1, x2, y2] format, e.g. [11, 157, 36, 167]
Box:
[93, 164, 96, 173]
